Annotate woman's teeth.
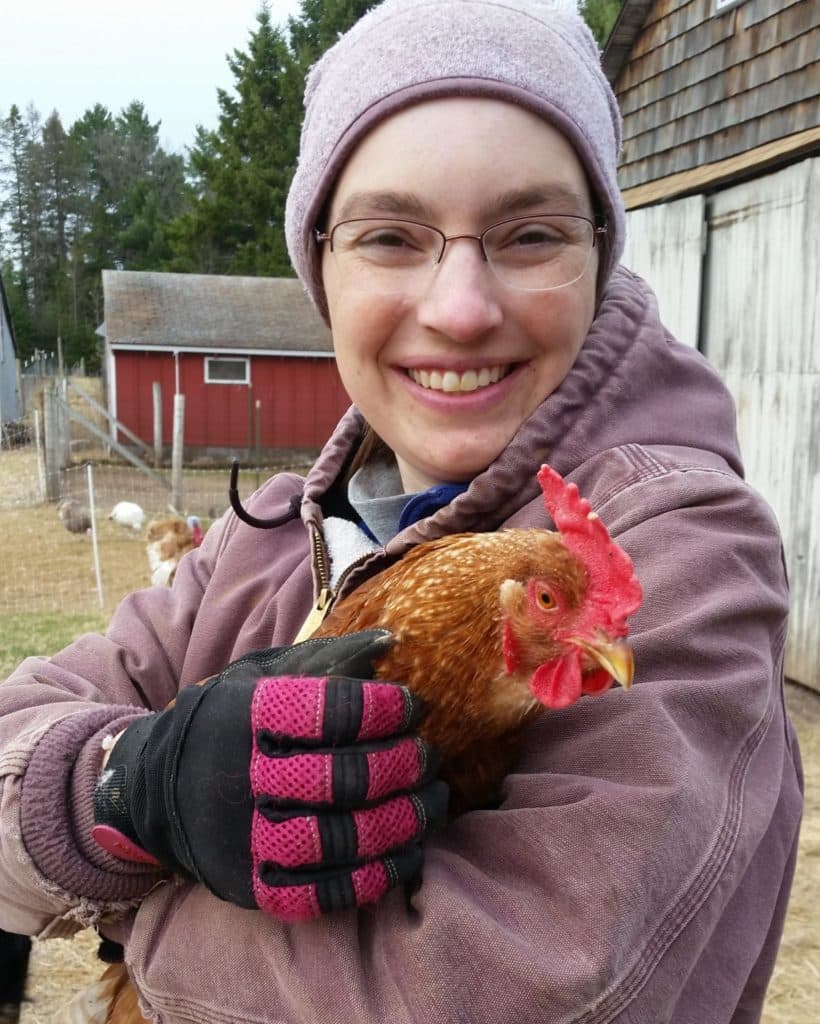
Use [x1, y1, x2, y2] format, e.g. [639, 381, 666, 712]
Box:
[408, 365, 506, 392]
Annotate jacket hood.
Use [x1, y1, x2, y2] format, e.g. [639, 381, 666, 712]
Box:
[303, 266, 741, 540]
[533, 266, 741, 477]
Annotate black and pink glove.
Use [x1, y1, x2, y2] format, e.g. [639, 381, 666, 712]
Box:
[92, 630, 448, 921]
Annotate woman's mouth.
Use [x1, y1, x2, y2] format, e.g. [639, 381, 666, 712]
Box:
[407, 365, 509, 393]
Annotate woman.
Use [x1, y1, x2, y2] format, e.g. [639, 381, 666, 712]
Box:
[0, 2, 802, 1021]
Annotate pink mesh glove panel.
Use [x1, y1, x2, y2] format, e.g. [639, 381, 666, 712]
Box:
[93, 631, 448, 921]
[248, 672, 442, 919]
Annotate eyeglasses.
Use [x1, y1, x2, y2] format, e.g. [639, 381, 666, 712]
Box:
[315, 214, 606, 293]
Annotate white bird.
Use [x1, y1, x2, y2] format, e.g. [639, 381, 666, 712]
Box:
[108, 501, 145, 532]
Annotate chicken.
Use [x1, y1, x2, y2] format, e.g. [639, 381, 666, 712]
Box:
[145, 515, 204, 586]
[54, 958, 141, 1024]
[69, 465, 642, 1024]
[57, 498, 92, 536]
[108, 502, 144, 532]
[313, 464, 643, 811]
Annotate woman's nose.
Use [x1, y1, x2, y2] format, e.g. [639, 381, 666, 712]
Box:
[416, 239, 503, 342]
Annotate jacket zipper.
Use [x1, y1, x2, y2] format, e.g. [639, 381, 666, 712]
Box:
[293, 525, 333, 642]
[293, 522, 384, 642]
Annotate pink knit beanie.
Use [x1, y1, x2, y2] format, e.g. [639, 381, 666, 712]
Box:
[285, 0, 624, 318]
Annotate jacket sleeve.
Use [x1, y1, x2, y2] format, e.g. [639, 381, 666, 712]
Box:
[0, 512, 227, 936]
[123, 460, 801, 1023]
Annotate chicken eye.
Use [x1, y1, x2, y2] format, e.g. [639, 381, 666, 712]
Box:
[536, 589, 556, 611]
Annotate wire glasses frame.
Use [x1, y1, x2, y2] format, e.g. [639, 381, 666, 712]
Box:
[314, 214, 607, 293]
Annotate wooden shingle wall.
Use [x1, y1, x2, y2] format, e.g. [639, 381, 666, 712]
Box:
[615, 0, 819, 193]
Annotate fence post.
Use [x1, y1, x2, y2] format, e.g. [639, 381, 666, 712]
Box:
[33, 409, 46, 502]
[254, 399, 262, 490]
[153, 382, 163, 467]
[42, 387, 62, 501]
[171, 393, 185, 512]
[60, 377, 71, 465]
[86, 463, 104, 609]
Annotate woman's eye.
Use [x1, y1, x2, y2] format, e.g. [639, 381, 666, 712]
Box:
[509, 226, 563, 247]
[359, 231, 412, 249]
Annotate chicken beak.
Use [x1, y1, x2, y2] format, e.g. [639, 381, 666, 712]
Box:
[575, 637, 635, 689]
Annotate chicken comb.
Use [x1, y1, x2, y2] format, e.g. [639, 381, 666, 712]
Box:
[537, 465, 643, 634]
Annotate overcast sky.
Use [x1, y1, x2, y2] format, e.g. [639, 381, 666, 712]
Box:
[0, 1, 305, 153]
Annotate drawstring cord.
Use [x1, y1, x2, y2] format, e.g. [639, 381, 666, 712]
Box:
[228, 460, 302, 529]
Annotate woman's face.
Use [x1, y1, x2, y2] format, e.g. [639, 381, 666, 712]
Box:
[322, 98, 599, 493]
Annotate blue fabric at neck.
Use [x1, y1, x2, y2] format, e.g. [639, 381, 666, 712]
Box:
[398, 482, 469, 531]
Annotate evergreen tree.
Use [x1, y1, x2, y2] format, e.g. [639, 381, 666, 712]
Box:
[287, 0, 381, 72]
[0, 106, 34, 303]
[168, 6, 300, 276]
[0, 105, 59, 356]
[0, 99, 189, 368]
[581, 0, 624, 49]
[167, 2, 381, 277]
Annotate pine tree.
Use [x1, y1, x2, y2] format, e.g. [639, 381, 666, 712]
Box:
[168, 6, 300, 276]
[0, 106, 38, 309]
[287, 0, 381, 72]
[0, 105, 58, 355]
[581, 0, 624, 49]
[0, 99, 189, 368]
[167, 2, 382, 277]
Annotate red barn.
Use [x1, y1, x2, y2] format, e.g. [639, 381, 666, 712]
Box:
[101, 270, 350, 458]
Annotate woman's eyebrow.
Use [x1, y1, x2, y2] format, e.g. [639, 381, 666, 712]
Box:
[332, 184, 592, 223]
[333, 190, 431, 221]
[478, 186, 592, 220]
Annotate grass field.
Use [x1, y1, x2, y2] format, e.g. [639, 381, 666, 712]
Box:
[0, 449, 817, 1023]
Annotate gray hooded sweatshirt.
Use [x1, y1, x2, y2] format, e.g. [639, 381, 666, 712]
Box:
[0, 268, 802, 1023]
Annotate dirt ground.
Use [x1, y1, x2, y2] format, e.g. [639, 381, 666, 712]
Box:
[14, 681, 820, 1023]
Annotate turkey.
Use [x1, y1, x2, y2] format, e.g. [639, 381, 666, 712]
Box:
[57, 498, 92, 536]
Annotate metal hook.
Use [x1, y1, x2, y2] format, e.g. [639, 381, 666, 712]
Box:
[229, 460, 299, 529]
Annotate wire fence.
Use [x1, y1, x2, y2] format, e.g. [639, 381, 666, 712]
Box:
[0, 412, 313, 616]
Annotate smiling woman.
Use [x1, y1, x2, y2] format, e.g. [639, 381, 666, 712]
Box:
[319, 99, 599, 491]
[0, 2, 802, 1023]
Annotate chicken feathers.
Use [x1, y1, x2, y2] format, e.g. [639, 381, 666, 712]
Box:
[314, 465, 643, 810]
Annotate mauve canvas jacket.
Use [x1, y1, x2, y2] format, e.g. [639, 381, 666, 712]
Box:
[0, 268, 802, 1023]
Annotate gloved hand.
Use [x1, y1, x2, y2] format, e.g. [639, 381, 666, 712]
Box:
[92, 630, 448, 921]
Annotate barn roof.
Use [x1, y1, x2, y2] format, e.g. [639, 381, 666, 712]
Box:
[102, 271, 332, 353]
[602, 0, 654, 85]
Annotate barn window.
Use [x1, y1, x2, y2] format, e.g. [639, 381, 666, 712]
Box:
[205, 357, 250, 384]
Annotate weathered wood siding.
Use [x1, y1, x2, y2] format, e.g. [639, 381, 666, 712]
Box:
[621, 194, 705, 346]
[615, 0, 819, 191]
[700, 157, 819, 690]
